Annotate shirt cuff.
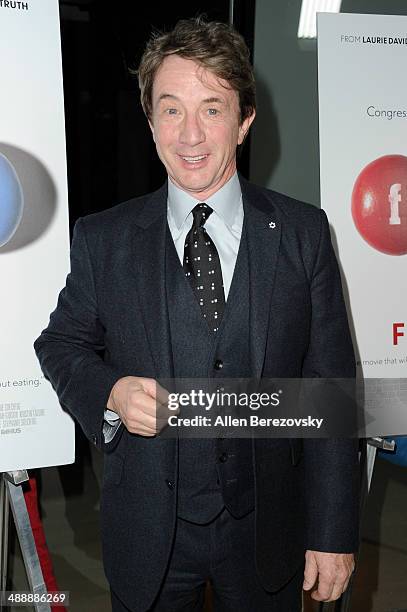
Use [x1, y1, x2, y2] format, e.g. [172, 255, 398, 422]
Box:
[103, 409, 122, 443]
[104, 408, 121, 424]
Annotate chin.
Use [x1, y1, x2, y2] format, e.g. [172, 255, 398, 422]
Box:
[175, 175, 213, 194]
[186, 180, 215, 193]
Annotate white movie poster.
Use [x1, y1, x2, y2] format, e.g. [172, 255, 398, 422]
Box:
[0, 0, 74, 471]
[318, 13, 407, 436]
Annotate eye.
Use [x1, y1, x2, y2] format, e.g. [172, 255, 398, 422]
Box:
[166, 108, 178, 115]
[207, 108, 219, 116]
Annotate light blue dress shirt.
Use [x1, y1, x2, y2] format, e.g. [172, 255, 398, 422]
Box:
[104, 172, 244, 437]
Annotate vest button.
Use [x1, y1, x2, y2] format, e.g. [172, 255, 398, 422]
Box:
[214, 359, 223, 371]
[165, 479, 175, 490]
[219, 452, 228, 463]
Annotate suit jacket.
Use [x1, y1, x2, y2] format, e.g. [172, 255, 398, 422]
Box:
[34, 175, 359, 612]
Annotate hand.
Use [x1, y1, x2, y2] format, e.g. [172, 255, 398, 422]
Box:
[107, 376, 172, 437]
[303, 550, 355, 602]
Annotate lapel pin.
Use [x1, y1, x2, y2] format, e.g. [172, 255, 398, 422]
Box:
[269, 221, 276, 229]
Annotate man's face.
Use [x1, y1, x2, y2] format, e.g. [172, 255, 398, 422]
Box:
[149, 55, 255, 200]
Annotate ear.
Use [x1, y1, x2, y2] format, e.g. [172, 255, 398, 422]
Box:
[238, 110, 256, 146]
[148, 118, 156, 143]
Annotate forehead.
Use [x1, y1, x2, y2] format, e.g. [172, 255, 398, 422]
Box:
[152, 55, 237, 105]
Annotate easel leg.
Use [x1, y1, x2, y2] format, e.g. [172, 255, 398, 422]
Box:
[0, 474, 10, 595]
[1, 473, 50, 612]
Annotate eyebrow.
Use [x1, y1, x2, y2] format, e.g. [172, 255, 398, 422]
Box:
[201, 97, 226, 105]
[157, 94, 226, 105]
[158, 94, 179, 103]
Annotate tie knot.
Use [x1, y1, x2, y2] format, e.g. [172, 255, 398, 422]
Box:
[191, 203, 213, 228]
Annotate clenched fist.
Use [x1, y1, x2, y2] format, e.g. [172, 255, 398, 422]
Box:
[107, 376, 174, 436]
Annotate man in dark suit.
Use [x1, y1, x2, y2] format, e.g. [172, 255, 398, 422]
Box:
[34, 17, 359, 612]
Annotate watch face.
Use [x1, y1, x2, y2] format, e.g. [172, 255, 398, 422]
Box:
[351, 154, 407, 256]
[0, 152, 24, 248]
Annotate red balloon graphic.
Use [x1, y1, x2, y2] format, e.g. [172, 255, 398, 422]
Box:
[351, 155, 407, 255]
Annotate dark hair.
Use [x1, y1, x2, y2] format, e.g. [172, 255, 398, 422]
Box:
[138, 16, 256, 124]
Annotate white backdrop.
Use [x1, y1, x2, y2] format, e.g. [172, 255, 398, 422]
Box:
[318, 12, 407, 384]
[0, 0, 74, 471]
[318, 12, 407, 436]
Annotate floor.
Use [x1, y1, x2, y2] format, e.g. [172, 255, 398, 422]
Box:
[5, 437, 407, 612]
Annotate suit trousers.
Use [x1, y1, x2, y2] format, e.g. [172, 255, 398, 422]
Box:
[110, 507, 304, 612]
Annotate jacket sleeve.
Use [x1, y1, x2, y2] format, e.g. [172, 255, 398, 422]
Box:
[302, 209, 360, 553]
[34, 218, 124, 451]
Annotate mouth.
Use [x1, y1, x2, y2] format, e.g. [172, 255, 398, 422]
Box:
[179, 154, 208, 164]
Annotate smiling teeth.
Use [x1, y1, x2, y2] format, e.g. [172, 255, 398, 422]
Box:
[182, 155, 206, 162]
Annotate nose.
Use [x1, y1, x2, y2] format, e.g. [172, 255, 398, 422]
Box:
[179, 112, 205, 146]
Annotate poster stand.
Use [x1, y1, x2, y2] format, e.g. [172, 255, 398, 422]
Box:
[319, 436, 396, 612]
[0, 471, 50, 612]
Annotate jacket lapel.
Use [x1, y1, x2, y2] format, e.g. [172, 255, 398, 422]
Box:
[240, 176, 282, 378]
[130, 183, 174, 379]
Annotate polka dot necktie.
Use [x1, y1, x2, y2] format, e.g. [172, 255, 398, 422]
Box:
[183, 203, 225, 333]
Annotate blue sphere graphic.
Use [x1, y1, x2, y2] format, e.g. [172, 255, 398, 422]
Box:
[0, 153, 24, 247]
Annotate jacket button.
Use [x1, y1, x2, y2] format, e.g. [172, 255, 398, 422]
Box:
[214, 359, 223, 371]
[165, 479, 175, 490]
[219, 452, 228, 463]
[91, 434, 98, 445]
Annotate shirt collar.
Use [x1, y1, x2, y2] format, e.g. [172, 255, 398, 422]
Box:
[167, 173, 242, 233]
